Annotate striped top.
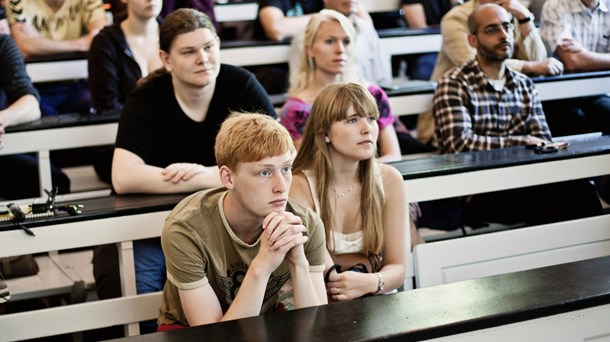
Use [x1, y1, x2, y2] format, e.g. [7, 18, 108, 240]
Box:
[540, 0, 610, 55]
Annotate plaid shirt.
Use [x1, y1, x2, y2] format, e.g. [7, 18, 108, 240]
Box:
[433, 59, 552, 153]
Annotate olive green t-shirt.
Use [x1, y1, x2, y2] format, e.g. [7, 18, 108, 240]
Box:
[158, 187, 326, 326]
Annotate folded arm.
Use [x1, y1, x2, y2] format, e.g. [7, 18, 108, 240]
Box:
[111, 148, 222, 194]
[10, 17, 106, 57]
[555, 39, 610, 72]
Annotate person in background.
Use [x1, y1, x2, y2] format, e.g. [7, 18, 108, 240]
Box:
[399, 0, 457, 81]
[431, 3, 602, 228]
[283, 10, 431, 160]
[289, 0, 392, 86]
[0, 34, 70, 199]
[417, 0, 563, 146]
[86, 0, 163, 185]
[89, 0, 163, 112]
[539, 0, 610, 203]
[94, 8, 276, 334]
[257, 0, 389, 93]
[538, 0, 610, 136]
[157, 112, 327, 330]
[283, 10, 401, 161]
[5, 0, 108, 115]
[290, 82, 411, 302]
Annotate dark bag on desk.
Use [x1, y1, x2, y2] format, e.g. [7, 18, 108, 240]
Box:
[0, 255, 39, 279]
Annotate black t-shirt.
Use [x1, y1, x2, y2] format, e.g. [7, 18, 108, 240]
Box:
[115, 64, 277, 168]
[254, 0, 324, 40]
[402, 0, 454, 26]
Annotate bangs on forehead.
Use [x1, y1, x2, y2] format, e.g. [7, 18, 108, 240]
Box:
[334, 86, 379, 121]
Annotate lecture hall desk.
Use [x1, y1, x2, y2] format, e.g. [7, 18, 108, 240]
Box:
[109, 256, 610, 342]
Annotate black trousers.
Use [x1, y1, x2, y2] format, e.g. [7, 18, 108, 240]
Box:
[0, 154, 70, 200]
[418, 180, 603, 230]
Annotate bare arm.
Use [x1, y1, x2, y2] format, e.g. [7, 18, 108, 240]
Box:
[179, 258, 276, 325]
[181, 212, 313, 325]
[377, 164, 407, 292]
[325, 165, 406, 300]
[377, 124, 402, 163]
[402, 3, 427, 28]
[10, 17, 106, 57]
[555, 39, 610, 72]
[259, 6, 313, 41]
[0, 95, 40, 149]
[520, 57, 564, 76]
[0, 94, 40, 127]
[111, 148, 222, 194]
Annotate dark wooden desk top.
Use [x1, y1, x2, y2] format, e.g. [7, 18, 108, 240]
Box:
[376, 27, 441, 38]
[389, 135, 610, 180]
[0, 193, 187, 232]
[109, 256, 610, 341]
[531, 69, 610, 84]
[4, 109, 121, 133]
[24, 51, 89, 63]
[382, 69, 610, 98]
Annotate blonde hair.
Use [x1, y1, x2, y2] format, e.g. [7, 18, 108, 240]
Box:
[215, 113, 296, 171]
[288, 9, 358, 97]
[293, 83, 384, 255]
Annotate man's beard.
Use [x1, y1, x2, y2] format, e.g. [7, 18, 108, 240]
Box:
[479, 41, 513, 62]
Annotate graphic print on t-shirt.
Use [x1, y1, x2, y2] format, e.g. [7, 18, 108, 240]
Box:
[216, 262, 290, 311]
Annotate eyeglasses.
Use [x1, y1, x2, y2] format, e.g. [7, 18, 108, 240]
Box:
[479, 22, 514, 36]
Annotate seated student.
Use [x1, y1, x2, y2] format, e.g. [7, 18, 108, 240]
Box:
[288, 0, 392, 87]
[251, 0, 325, 94]
[289, 83, 413, 301]
[5, 0, 108, 115]
[89, 0, 163, 112]
[430, 3, 602, 228]
[87, 0, 163, 184]
[157, 112, 327, 329]
[256, 0, 388, 93]
[538, 0, 610, 137]
[539, 0, 610, 203]
[93, 8, 277, 334]
[0, 34, 70, 199]
[282, 10, 430, 161]
[417, 0, 563, 146]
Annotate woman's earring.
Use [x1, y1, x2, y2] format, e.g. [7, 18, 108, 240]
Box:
[325, 136, 330, 143]
[308, 57, 315, 69]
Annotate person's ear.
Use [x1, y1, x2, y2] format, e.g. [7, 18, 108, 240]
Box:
[467, 33, 478, 49]
[159, 50, 172, 72]
[219, 165, 235, 190]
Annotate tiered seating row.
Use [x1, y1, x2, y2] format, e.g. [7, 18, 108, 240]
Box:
[2, 136, 609, 339]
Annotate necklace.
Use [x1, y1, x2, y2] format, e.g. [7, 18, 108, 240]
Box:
[331, 183, 356, 199]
